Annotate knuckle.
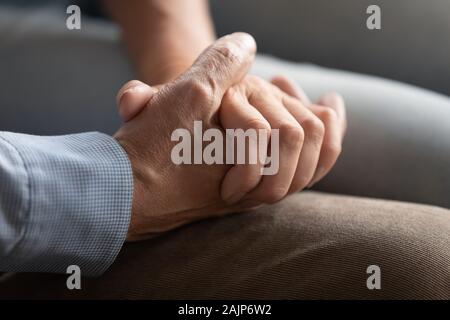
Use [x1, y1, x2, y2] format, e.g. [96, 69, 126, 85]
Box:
[183, 78, 214, 105]
[325, 141, 342, 157]
[175, 78, 216, 116]
[188, 79, 212, 98]
[279, 122, 304, 147]
[245, 118, 271, 133]
[222, 87, 239, 104]
[302, 116, 325, 140]
[318, 107, 338, 123]
[212, 41, 240, 63]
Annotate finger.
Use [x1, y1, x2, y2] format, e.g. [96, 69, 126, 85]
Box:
[280, 94, 325, 192]
[270, 75, 311, 106]
[178, 32, 257, 99]
[317, 92, 347, 138]
[272, 76, 347, 138]
[117, 80, 157, 122]
[307, 95, 344, 187]
[245, 83, 304, 204]
[219, 89, 270, 204]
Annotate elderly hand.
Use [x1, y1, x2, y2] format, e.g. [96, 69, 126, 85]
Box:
[218, 74, 346, 204]
[115, 33, 346, 241]
[115, 33, 259, 241]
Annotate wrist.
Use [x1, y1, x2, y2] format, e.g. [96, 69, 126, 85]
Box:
[113, 132, 149, 241]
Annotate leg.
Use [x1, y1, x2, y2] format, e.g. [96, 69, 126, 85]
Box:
[1, 192, 449, 299]
[251, 56, 450, 208]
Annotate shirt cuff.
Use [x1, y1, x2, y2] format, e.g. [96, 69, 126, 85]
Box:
[0, 132, 133, 276]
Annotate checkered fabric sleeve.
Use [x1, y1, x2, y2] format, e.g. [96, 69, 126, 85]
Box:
[0, 132, 133, 276]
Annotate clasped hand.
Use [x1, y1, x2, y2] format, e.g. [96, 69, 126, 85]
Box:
[113, 33, 346, 241]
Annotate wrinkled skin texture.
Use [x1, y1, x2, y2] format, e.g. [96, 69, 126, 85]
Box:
[115, 33, 347, 241]
[115, 33, 258, 240]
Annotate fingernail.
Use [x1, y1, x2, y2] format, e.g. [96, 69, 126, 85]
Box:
[232, 32, 256, 52]
[118, 85, 146, 103]
[125, 85, 148, 94]
[224, 191, 246, 204]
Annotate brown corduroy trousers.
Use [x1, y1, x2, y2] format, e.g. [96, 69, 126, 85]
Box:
[1, 191, 449, 299]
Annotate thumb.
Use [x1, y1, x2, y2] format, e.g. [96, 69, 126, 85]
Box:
[179, 32, 257, 98]
[116, 80, 157, 122]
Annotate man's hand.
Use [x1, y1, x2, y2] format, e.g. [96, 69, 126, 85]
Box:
[219, 75, 346, 203]
[269, 75, 347, 187]
[119, 75, 346, 207]
[115, 33, 347, 241]
[115, 33, 258, 241]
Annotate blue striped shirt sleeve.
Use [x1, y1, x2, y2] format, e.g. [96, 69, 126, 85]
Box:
[0, 131, 133, 276]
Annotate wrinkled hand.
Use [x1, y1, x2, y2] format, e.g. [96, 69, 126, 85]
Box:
[218, 75, 346, 203]
[115, 33, 259, 241]
[115, 33, 347, 241]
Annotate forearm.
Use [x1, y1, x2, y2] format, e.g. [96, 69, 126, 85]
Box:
[101, 0, 216, 85]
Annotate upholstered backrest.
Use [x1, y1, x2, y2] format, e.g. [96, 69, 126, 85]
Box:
[211, 0, 450, 95]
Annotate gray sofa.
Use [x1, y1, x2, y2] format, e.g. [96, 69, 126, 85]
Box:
[0, 1, 449, 299]
[1, 0, 449, 95]
[211, 0, 450, 96]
